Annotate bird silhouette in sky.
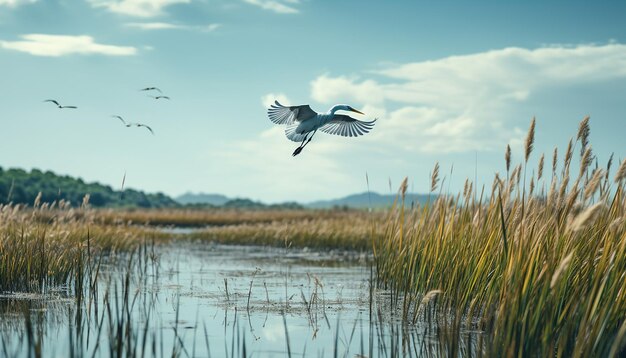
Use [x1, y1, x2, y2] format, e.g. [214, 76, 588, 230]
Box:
[44, 99, 77, 109]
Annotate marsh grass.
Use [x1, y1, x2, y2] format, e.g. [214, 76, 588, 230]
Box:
[95, 208, 361, 227]
[182, 212, 385, 250]
[0, 200, 149, 293]
[374, 117, 626, 356]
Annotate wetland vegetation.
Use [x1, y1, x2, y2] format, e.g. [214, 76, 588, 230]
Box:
[0, 118, 625, 357]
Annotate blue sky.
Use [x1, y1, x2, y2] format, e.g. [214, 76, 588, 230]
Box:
[1, 0, 625, 202]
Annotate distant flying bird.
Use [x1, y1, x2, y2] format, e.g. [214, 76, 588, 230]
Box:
[44, 99, 77, 109]
[149, 95, 170, 100]
[127, 122, 154, 135]
[267, 101, 376, 156]
[140, 87, 162, 93]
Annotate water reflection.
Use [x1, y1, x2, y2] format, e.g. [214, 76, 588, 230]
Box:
[0, 242, 486, 357]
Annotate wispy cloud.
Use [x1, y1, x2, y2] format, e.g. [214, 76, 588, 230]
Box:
[88, 0, 190, 18]
[0, 34, 137, 56]
[0, 0, 36, 7]
[214, 126, 354, 202]
[243, 0, 299, 14]
[310, 43, 626, 154]
[125, 22, 220, 32]
[261, 93, 291, 108]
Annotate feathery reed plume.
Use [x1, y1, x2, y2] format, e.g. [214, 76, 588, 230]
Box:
[525, 117, 536, 163]
[505, 144, 511, 179]
[577, 115, 590, 157]
[515, 164, 522, 185]
[399, 177, 408, 199]
[606, 153, 614, 180]
[570, 202, 605, 232]
[538, 154, 545, 181]
[34, 192, 42, 208]
[584, 169, 605, 201]
[552, 147, 558, 175]
[463, 179, 473, 200]
[565, 182, 580, 215]
[550, 252, 573, 289]
[530, 175, 535, 196]
[564, 139, 573, 173]
[579, 146, 593, 180]
[420, 289, 443, 306]
[615, 159, 626, 184]
[81, 194, 90, 209]
[430, 162, 440, 192]
[557, 175, 570, 208]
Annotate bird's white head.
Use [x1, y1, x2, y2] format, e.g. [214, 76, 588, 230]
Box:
[329, 104, 365, 115]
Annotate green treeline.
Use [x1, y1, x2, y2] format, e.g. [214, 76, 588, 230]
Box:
[0, 167, 178, 208]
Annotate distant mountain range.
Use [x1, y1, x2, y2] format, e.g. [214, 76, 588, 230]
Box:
[306, 192, 433, 209]
[176, 192, 230, 206]
[176, 192, 434, 209]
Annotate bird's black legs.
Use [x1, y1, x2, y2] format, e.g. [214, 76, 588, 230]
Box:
[292, 130, 317, 157]
[292, 134, 308, 156]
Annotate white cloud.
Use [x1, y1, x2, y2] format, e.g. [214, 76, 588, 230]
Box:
[261, 92, 290, 108]
[243, 0, 299, 14]
[0, 0, 36, 7]
[88, 0, 190, 18]
[125, 22, 221, 32]
[125, 22, 182, 30]
[214, 126, 355, 202]
[0, 34, 137, 57]
[310, 43, 626, 154]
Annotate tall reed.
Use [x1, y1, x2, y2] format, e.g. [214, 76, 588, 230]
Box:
[374, 118, 626, 356]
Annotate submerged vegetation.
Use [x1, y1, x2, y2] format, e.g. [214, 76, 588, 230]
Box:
[374, 117, 626, 356]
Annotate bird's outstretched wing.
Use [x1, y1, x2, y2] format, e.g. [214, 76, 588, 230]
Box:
[267, 101, 317, 125]
[319, 115, 377, 137]
[44, 99, 60, 106]
[284, 123, 309, 142]
[140, 87, 162, 93]
[60, 105, 77, 109]
[112, 115, 126, 125]
[138, 124, 154, 135]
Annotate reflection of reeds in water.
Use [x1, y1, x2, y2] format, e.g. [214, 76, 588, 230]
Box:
[374, 117, 626, 356]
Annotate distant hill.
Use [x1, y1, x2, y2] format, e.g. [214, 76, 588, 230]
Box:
[0, 168, 432, 210]
[176, 192, 230, 206]
[0, 167, 178, 208]
[306, 192, 434, 209]
[176, 191, 434, 210]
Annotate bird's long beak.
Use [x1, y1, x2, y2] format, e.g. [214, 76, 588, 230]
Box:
[350, 107, 365, 115]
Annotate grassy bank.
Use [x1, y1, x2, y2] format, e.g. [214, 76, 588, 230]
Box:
[182, 211, 383, 250]
[1, 203, 380, 293]
[0, 200, 149, 293]
[374, 118, 626, 356]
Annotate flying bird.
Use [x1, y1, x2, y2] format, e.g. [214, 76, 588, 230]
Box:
[44, 99, 77, 109]
[140, 87, 162, 93]
[267, 101, 376, 156]
[127, 122, 154, 135]
[149, 95, 170, 100]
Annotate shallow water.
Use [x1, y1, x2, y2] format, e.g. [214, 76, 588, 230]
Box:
[0, 241, 485, 357]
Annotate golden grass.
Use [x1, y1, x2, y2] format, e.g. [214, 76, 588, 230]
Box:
[0, 202, 148, 292]
[373, 117, 626, 356]
[182, 211, 385, 250]
[94, 207, 356, 227]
